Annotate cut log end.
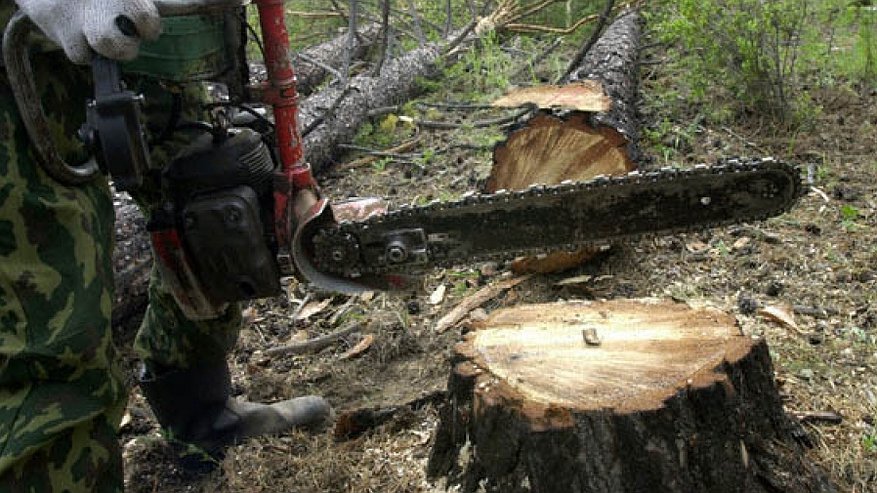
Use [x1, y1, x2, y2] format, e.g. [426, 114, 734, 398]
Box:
[429, 299, 836, 493]
[487, 113, 634, 194]
[460, 300, 746, 418]
[487, 112, 635, 274]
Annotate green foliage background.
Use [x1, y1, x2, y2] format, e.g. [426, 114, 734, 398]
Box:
[648, 0, 877, 124]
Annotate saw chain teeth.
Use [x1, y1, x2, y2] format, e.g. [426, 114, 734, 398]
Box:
[314, 158, 803, 275]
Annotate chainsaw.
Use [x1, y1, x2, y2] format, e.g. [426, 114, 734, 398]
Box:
[3, 0, 803, 319]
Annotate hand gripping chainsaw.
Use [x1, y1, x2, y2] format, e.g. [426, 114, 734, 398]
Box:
[3, 0, 803, 319]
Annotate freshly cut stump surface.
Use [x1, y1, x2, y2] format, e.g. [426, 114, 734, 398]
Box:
[427, 299, 835, 493]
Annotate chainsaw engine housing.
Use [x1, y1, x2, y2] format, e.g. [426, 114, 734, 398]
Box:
[149, 128, 281, 318]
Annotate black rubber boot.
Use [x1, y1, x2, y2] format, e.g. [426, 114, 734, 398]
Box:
[138, 360, 331, 459]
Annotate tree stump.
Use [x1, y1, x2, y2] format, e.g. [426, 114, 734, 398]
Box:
[427, 299, 835, 493]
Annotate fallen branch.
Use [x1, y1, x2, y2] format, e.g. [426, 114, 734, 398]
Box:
[336, 136, 424, 170]
[301, 3, 519, 171]
[791, 411, 844, 425]
[265, 322, 362, 357]
[334, 390, 446, 440]
[413, 104, 535, 130]
[435, 275, 531, 333]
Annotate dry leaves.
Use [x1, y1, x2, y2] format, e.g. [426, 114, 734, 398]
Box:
[295, 298, 332, 321]
[758, 303, 806, 335]
[340, 334, 375, 360]
[429, 284, 447, 305]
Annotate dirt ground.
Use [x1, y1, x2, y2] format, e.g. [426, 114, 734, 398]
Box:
[115, 31, 877, 493]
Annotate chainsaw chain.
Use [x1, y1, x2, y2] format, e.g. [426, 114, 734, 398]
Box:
[312, 157, 802, 275]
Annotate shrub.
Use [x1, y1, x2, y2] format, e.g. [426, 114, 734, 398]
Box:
[651, 0, 818, 121]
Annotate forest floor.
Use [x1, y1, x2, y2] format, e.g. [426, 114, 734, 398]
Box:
[116, 13, 877, 493]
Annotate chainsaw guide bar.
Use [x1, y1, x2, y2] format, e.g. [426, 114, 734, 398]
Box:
[308, 157, 802, 279]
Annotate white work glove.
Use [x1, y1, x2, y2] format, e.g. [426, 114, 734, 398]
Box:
[14, 0, 162, 64]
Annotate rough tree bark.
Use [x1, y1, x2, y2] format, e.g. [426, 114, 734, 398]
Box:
[300, 41, 443, 172]
[486, 11, 643, 273]
[295, 23, 380, 95]
[427, 299, 836, 493]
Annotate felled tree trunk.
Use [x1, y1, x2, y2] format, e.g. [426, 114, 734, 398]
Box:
[486, 11, 644, 273]
[251, 24, 380, 96]
[427, 299, 836, 493]
[300, 41, 443, 172]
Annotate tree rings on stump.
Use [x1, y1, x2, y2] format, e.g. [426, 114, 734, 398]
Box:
[427, 299, 835, 493]
[487, 112, 635, 274]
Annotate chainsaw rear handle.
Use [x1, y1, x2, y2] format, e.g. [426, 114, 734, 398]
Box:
[2, 11, 101, 185]
[1, 0, 249, 186]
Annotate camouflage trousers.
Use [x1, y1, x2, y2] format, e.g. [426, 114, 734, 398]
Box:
[0, 53, 241, 492]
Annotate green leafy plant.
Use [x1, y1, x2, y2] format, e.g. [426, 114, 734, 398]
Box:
[650, 0, 820, 122]
[840, 204, 861, 231]
[863, 433, 877, 453]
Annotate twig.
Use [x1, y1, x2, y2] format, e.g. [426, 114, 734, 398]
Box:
[296, 52, 344, 82]
[406, 0, 427, 45]
[343, 0, 359, 84]
[370, 0, 392, 76]
[510, 37, 563, 80]
[414, 105, 535, 130]
[289, 293, 313, 321]
[367, 105, 401, 118]
[791, 410, 843, 425]
[442, 19, 479, 57]
[444, 0, 453, 37]
[265, 323, 362, 357]
[792, 305, 839, 319]
[286, 10, 346, 18]
[328, 295, 359, 326]
[436, 275, 532, 332]
[337, 137, 424, 170]
[557, 0, 615, 83]
[416, 101, 499, 111]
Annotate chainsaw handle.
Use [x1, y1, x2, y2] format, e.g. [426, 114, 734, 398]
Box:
[2, 11, 100, 185]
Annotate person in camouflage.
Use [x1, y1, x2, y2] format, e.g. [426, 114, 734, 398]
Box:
[0, 2, 330, 492]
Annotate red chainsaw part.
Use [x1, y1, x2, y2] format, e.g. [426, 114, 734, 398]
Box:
[150, 228, 227, 319]
[253, 0, 318, 251]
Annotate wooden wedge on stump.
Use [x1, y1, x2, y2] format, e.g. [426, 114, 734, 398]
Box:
[487, 11, 644, 274]
[427, 299, 835, 493]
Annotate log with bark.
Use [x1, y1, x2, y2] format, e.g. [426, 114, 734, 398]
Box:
[300, 3, 520, 172]
[300, 40, 442, 172]
[427, 299, 836, 493]
[486, 10, 644, 274]
[250, 24, 380, 96]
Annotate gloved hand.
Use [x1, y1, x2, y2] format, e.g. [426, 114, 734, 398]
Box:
[13, 0, 162, 64]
